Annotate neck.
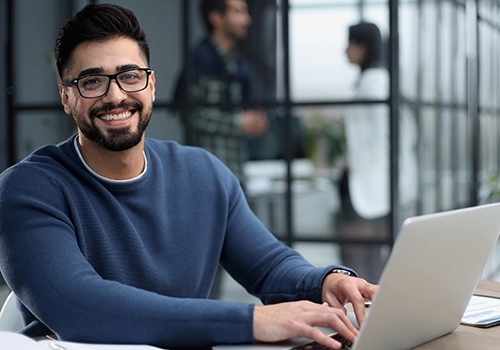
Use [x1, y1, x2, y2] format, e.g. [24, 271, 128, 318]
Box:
[211, 31, 236, 53]
[76, 134, 146, 180]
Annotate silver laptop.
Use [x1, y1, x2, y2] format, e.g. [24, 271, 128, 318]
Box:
[215, 203, 500, 350]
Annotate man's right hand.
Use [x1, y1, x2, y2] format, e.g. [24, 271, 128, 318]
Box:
[253, 301, 358, 350]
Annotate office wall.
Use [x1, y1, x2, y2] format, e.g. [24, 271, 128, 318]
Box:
[12, 0, 73, 160]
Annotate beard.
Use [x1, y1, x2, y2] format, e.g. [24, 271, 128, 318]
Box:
[74, 101, 152, 152]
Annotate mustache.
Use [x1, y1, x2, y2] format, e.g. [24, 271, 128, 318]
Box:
[89, 101, 143, 118]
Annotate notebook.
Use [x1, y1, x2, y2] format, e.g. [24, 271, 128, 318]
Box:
[215, 203, 500, 350]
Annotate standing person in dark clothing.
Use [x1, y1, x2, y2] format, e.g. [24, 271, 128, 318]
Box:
[174, 0, 268, 181]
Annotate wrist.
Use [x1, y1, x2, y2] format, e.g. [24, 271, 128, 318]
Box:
[329, 268, 356, 277]
[323, 266, 357, 282]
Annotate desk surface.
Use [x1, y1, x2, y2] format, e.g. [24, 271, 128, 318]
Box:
[411, 279, 500, 349]
[216, 280, 500, 350]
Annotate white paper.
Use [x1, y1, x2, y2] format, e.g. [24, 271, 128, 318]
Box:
[0, 332, 164, 350]
[0, 331, 41, 349]
[461, 295, 500, 327]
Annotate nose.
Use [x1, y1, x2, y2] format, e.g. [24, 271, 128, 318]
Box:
[101, 78, 127, 103]
[245, 12, 252, 26]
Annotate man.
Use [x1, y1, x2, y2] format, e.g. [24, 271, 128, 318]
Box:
[0, 4, 376, 349]
[173, 0, 268, 181]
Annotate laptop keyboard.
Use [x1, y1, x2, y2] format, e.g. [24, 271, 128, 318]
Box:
[290, 334, 353, 350]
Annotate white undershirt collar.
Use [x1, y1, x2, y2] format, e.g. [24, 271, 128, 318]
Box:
[73, 136, 148, 183]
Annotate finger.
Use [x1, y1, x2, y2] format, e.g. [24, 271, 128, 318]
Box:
[300, 325, 345, 350]
[324, 294, 346, 310]
[333, 310, 359, 341]
[320, 301, 357, 336]
[303, 302, 358, 340]
[352, 282, 379, 326]
[350, 296, 368, 326]
[363, 283, 379, 300]
[308, 306, 358, 343]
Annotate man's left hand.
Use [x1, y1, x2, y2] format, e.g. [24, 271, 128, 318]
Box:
[322, 273, 378, 327]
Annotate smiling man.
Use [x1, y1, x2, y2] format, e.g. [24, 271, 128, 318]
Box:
[0, 4, 376, 349]
[59, 36, 154, 179]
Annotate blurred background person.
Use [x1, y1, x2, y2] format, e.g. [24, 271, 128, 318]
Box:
[337, 22, 417, 283]
[173, 0, 268, 183]
[173, 0, 269, 298]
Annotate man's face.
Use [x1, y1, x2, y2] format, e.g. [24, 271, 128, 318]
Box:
[221, 0, 252, 40]
[59, 37, 156, 152]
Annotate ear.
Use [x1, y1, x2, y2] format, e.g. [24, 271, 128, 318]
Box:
[208, 10, 223, 30]
[59, 83, 73, 116]
[149, 70, 156, 102]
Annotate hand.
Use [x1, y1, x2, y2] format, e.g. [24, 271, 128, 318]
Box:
[321, 273, 378, 327]
[253, 301, 358, 350]
[241, 109, 268, 136]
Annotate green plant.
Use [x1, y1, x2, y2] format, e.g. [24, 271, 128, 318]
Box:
[487, 173, 500, 203]
[304, 113, 345, 164]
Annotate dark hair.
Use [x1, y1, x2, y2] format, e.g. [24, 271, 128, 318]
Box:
[348, 22, 382, 71]
[200, 0, 227, 33]
[55, 4, 150, 80]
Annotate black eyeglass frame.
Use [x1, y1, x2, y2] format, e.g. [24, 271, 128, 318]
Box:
[63, 68, 153, 99]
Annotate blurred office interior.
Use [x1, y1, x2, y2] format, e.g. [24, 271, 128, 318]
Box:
[1, 0, 500, 301]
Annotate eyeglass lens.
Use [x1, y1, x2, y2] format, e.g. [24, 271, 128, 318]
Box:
[78, 69, 149, 98]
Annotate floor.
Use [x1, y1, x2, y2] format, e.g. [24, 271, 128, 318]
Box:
[2, 240, 500, 309]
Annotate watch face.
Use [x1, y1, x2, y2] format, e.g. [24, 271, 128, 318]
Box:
[333, 269, 354, 277]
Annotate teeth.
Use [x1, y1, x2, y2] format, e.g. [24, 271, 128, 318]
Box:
[99, 111, 132, 121]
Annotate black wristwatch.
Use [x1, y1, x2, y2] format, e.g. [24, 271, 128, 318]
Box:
[329, 268, 356, 277]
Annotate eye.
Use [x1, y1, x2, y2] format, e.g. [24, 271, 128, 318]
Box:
[80, 76, 106, 90]
[119, 71, 141, 84]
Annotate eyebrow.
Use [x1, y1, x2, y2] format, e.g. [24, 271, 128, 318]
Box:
[77, 64, 142, 78]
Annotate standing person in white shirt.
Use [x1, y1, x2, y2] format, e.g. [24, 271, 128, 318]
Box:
[338, 22, 417, 283]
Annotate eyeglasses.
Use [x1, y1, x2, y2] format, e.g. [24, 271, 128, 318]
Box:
[64, 68, 152, 99]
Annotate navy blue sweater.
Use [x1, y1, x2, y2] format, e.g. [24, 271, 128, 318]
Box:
[0, 136, 350, 348]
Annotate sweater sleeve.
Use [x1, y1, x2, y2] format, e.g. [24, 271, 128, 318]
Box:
[212, 159, 352, 305]
[0, 164, 254, 348]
